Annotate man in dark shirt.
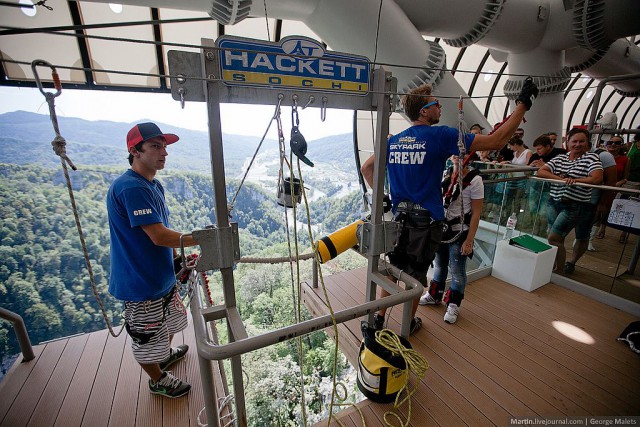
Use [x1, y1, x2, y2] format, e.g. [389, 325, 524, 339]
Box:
[528, 134, 566, 167]
[527, 134, 567, 235]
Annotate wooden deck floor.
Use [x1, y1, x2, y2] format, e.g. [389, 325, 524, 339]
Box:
[304, 268, 640, 427]
[1, 269, 639, 427]
[0, 314, 228, 427]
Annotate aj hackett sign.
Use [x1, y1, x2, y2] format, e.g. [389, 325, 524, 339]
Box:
[216, 36, 370, 93]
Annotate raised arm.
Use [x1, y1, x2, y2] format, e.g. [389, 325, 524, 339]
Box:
[470, 78, 538, 152]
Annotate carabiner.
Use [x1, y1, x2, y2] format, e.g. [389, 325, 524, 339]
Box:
[291, 96, 300, 127]
[31, 59, 62, 98]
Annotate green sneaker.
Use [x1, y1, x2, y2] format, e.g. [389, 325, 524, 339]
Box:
[159, 344, 189, 371]
[149, 371, 191, 398]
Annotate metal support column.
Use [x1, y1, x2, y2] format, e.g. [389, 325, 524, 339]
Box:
[200, 38, 247, 426]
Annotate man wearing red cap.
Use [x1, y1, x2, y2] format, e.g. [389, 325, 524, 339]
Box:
[107, 122, 196, 398]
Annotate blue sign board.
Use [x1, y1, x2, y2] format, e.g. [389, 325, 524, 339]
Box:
[217, 35, 371, 94]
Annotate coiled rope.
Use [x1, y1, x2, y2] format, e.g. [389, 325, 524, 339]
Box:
[31, 59, 125, 338]
[375, 329, 429, 427]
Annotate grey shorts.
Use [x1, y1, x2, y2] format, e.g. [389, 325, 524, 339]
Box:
[123, 286, 188, 364]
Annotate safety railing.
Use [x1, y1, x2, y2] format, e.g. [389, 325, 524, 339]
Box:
[468, 163, 640, 302]
[0, 307, 35, 362]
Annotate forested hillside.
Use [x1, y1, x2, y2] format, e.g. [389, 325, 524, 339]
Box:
[0, 161, 363, 350]
[0, 111, 368, 424]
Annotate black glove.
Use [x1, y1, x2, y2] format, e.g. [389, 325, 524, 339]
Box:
[516, 76, 539, 110]
[383, 194, 392, 213]
[174, 256, 189, 284]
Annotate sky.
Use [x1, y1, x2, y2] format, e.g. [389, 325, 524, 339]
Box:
[0, 86, 355, 139]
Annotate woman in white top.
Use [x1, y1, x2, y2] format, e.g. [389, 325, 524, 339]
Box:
[420, 155, 484, 324]
[503, 137, 532, 218]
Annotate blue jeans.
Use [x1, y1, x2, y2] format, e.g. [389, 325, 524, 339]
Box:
[547, 198, 595, 240]
[432, 231, 468, 296]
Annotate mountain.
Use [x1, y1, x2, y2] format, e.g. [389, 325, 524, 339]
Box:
[0, 110, 357, 175]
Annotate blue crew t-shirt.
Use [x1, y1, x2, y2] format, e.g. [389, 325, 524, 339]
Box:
[387, 125, 474, 220]
[107, 169, 175, 302]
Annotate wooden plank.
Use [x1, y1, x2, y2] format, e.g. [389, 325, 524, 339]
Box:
[163, 332, 190, 427]
[135, 356, 163, 427]
[345, 269, 540, 418]
[468, 280, 640, 404]
[108, 335, 142, 427]
[54, 329, 109, 427]
[461, 297, 621, 415]
[326, 269, 501, 425]
[316, 274, 470, 424]
[466, 281, 639, 414]
[81, 329, 127, 427]
[183, 315, 207, 427]
[0, 345, 45, 425]
[1, 339, 66, 427]
[28, 334, 89, 427]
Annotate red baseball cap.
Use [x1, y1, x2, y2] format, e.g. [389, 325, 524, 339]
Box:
[126, 122, 179, 149]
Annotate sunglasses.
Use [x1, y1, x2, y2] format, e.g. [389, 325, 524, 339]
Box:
[608, 141, 623, 145]
[421, 100, 441, 110]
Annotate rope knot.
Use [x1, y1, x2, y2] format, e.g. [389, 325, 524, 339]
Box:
[51, 135, 77, 171]
[51, 135, 67, 156]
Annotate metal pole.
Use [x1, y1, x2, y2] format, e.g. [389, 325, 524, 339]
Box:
[201, 38, 247, 426]
[190, 259, 423, 361]
[587, 73, 640, 130]
[0, 307, 34, 362]
[364, 66, 394, 329]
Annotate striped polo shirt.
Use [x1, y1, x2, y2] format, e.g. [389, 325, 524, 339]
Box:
[546, 152, 602, 202]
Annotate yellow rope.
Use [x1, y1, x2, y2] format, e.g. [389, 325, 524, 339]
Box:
[296, 161, 367, 427]
[374, 329, 429, 427]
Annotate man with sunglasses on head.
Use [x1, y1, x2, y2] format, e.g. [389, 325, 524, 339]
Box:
[361, 79, 538, 335]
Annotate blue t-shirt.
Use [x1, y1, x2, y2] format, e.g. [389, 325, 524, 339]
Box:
[387, 125, 474, 220]
[107, 169, 175, 301]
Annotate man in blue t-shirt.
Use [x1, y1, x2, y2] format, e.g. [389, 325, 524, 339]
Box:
[361, 79, 537, 335]
[107, 122, 197, 398]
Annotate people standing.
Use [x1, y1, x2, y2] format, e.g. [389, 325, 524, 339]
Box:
[419, 156, 483, 324]
[536, 128, 603, 274]
[527, 134, 567, 235]
[594, 135, 628, 240]
[361, 78, 538, 334]
[503, 137, 532, 217]
[107, 122, 197, 398]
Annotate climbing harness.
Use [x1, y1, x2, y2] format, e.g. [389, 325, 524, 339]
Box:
[441, 97, 471, 244]
[32, 59, 125, 338]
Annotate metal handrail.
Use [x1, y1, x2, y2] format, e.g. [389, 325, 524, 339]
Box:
[0, 307, 35, 362]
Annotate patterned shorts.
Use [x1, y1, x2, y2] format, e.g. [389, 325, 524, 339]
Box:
[123, 286, 188, 365]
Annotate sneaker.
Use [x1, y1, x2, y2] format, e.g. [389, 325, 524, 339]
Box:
[587, 242, 596, 252]
[410, 317, 422, 335]
[563, 262, 575, 274]
[149, 371, 191, 398]
[373, 313, 385, 330]
[159, 344, 189, 371]
[444, 304, 460, 324]
[419, 293, 441, 306]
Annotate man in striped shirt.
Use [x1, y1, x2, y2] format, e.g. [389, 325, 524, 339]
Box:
[536, 127, 603, 274]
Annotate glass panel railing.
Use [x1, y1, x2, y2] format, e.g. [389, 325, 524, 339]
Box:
[470, 162, 640, 305]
